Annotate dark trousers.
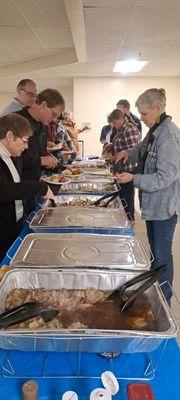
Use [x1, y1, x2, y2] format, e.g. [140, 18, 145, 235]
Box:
[146, 215, 177, 301]
[0, 219, 24, 263]
[118, 181, 135, 221]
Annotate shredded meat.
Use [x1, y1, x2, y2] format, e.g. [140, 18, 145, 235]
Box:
[5, 288, 157, 332]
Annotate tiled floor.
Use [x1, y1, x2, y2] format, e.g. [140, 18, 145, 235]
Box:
[133, 212, 180, 343]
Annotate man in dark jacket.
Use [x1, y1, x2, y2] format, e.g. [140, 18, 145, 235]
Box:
[17, 88, 65, 213]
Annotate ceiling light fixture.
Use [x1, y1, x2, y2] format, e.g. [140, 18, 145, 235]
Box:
[113, 60, 148, 74]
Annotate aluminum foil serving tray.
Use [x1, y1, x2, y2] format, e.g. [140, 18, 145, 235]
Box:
[59, 181, 117, 194]
[30, 206, 130, 234]
[0, 269, 177, 353]
[44, 194, 123, 209]
[10, 233, 150, 271]
[75, 174, 115, 182]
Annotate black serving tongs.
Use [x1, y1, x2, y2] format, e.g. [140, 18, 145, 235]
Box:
[93, 189, 121, 207]
[0, 301, 59, 329]
[106, 265, 166, 312]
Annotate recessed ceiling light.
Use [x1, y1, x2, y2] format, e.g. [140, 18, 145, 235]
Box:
[113, 60, 148, 74]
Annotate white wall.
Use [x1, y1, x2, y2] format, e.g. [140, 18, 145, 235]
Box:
[74, 77, 180, 156]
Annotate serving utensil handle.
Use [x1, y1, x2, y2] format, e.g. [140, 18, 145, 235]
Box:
[121, 265, 166, 312]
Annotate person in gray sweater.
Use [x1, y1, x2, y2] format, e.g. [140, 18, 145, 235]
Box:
[0, 79, 37, 117]
[115, 88, 180, 302]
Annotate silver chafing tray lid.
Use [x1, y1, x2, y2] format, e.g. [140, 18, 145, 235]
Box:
[10, 233, 151, 270]
[30, 206, 129, 230]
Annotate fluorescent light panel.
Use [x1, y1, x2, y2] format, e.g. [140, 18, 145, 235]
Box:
[113, 60, 148, 73]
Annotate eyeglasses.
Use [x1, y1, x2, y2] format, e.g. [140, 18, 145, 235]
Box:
[20, 88, 37, 98]
[47, 107, 60, 120]
[20, 137, 29, 144]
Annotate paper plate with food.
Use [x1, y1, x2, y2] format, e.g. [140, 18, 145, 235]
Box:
[62, 167, 84, 178]
[41, 174, 71, 185]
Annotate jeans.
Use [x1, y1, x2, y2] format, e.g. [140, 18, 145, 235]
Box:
[118, 181, 135, 221]
[146, 215, 177, 301]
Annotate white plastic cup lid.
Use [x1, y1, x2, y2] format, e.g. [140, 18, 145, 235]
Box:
[90, 388, 112, 400]
[101, 371, 119, 395]
[62, 391, 78, 400]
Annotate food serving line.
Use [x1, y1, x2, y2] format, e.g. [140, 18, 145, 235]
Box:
[0, 158, 179, 400]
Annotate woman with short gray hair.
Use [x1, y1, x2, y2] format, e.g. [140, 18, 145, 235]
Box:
[114, 88, 180, 302]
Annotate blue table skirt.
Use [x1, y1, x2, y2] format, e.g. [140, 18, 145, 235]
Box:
[0, 339, 179, 399]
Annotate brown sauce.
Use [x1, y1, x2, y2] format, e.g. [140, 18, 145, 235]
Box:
[5, 288, 157, 331]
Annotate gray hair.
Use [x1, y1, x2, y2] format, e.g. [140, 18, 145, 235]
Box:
[135, 88, 166, 108]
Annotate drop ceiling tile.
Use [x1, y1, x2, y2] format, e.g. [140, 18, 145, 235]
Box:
[0, 26, 43, 48]
[118, 43, 165, 60]
[34, 27, 74, 48]
[84, 0, 180, 8]
[136, 0, 180, 7]
[126, 7, 180, 43]
[140, 60, 180, 76]
[0, 0, 26, 25]
[15, 0, 69, 26]
[84, 1, 135, 6]
[87, 42, 120, 61]
[16, 47, 69, 61]
[85, 6, 131, 43]
[0, 48, 20, 66]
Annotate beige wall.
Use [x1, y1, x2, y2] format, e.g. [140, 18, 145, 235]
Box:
[0, 93, 14, 109]
[0, 85, 74, 114]
[74, 77, 180, 156]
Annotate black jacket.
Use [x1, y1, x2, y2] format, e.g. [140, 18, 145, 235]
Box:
[0, 157, 47, 233]
[17, 108, 48, 180]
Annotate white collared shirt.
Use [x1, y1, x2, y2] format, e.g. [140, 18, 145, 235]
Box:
[0, 142, 23, 221]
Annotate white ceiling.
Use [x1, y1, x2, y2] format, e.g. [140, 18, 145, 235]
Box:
[1, 0, 180, 91]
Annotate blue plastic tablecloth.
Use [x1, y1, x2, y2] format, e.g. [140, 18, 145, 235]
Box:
[0, 339, 179, 399]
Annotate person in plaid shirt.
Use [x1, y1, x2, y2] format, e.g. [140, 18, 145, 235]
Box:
[108, 108, 140, 221]
[48, 118, 76, 162]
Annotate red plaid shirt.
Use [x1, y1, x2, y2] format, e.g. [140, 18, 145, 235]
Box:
[112, 122, 140, 172]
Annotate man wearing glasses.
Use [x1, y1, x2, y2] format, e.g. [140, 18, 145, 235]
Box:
[0, 79, 37, 117]
[17, 88, 65, 214]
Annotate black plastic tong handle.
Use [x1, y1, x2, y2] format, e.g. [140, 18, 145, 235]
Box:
[106, 265, 166, 310]
[121, 265, 166, 312]
[118, 265, 166, 295]
[0, 302, 42, 329]
[93, 189, 121, 206]
[0, 301, 59, 329]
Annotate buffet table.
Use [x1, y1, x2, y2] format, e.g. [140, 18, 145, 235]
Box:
[0, 339, 179, 399]
[0, 217, 179, 399]
[0, 162, 179, 399]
